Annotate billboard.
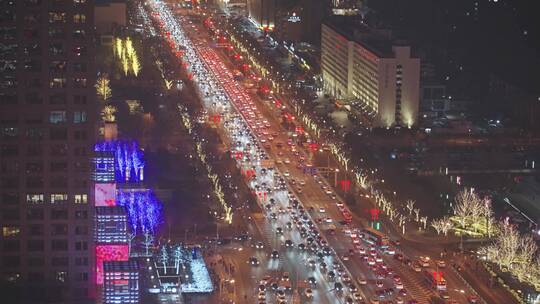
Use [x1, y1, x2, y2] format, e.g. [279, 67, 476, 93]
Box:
[95, 183, 116, 206]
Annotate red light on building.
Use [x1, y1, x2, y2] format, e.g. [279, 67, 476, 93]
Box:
[96, 244, 129, 284]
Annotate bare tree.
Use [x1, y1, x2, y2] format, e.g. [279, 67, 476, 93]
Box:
[413, 208, 420, 222]
[159, 245, 169, 275]
[420, 216, 428, 230]
[431, 219, 444, 235]
[441, 217, 454, 236]
[127, 232, 136, 255]
[406, 200, 415, 216]
[142, 230, 154, 256]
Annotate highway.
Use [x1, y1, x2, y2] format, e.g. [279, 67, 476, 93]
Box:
[147, 1, 484, 303]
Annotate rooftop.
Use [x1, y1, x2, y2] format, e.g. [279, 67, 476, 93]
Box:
[323, 17, 402, 58]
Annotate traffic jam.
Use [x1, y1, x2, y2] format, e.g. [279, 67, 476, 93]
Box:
[148, 1, 452, 303]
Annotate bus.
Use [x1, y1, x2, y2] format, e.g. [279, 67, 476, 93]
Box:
[424, 270, 447, 291]
[363, 227, 389, 248]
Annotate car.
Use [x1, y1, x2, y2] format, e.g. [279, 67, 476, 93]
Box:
[319, 207, 326, 213]
[249, 257, 259, 266]
[298, 243, 306, 251]
[353, 292, 363, 301]
[284, 239, 293, 247]
[398, 289, 408, 297]
[308, 259, 316, 268]
[271, 282, 279, 290]
[281, 272, 290, 282]
[305, 288, 313, 299]
[286, 221, 293, 230]
[270, 212, 277, 220]
[283, 171, 290, 176]
[396, 297, 404, 304]
[342, 274, 352, 283]
[258, 284, 266, 292]
[412, 262, 422, 272]
[348, 283, 358, 292]
[376, 280, 384, 288]
[437, 260, 446, 268]
[271, 250, 279, 259]
[345, 296, 355, 304]
[276, 227, 283, 235]
[439, 290, 450, 299]
[342, 254, 350, 261]
[255, 241, 264, 249]
[258, 290, 266, 300]
[395, 281, 404, 289]
[307, 276, 316, 286]
[358, 278, 367, 285]
[327, 270, 336, 280]
[334, 282, 343, 292]
[468, 295, 479, 303]
[419, 256, 430, 267]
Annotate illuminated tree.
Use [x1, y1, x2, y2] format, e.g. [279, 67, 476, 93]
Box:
[115, 37, 123, 58]
[132, 53, 141, 77]
[420, 216, 428, 229]
[405, 200, 415, 216]
[159, 245, 169, 274]
[95, 74, 112, 101]
[441, 217, 453, 236]
[142, 229, 154, 256]
[413, 208, 420, 222]
[102, 105, 116, 122]
[431, 219, 444, 235]
[122, 51, 130, 76]
[173, 245, 183, 274]
[125, 37, 134, 59]
[127, 232, 136, 255]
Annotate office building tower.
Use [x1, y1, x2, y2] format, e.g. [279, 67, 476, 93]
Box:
[0, 0, 97, 301]
[321, 18, 420, 127]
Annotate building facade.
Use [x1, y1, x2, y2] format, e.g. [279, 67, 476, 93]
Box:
[103, 260, 139, 304]
[321, 21, 420, 127]
[0, 0, 96, 302]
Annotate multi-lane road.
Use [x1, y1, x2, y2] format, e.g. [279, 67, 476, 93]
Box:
[147, 1, 493, 303]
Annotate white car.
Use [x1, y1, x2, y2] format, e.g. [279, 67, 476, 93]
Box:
[283, 171, 290, 177]
[319, 207, 326, 213]
[284, 159, 291, 164]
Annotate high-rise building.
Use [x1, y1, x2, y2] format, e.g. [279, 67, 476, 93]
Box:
[246, 0, 277, 30]
[0, 0, 96, 302]
[103, 260, 139, 304]
[321, 18, 420, 127]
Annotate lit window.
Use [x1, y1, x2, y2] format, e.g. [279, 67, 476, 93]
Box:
[2, 226, 20, 237]
[48, 12, 66, 23]
[73, 111, 87, 123]
[50, 193, 68, 204]
[73, 78, 87, 88]
[74, 194, 87, 204]
[73, 14, 86, 24]
[49, 111, 67, 123]
[50, 78, 66, 89]
[26, 194, 44, 204]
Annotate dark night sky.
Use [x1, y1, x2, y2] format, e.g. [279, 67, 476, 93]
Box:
[368, 0, 540, 97]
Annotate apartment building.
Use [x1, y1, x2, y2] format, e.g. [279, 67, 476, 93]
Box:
[0, 0, 96, 302]
[321, 19, 420, 127]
